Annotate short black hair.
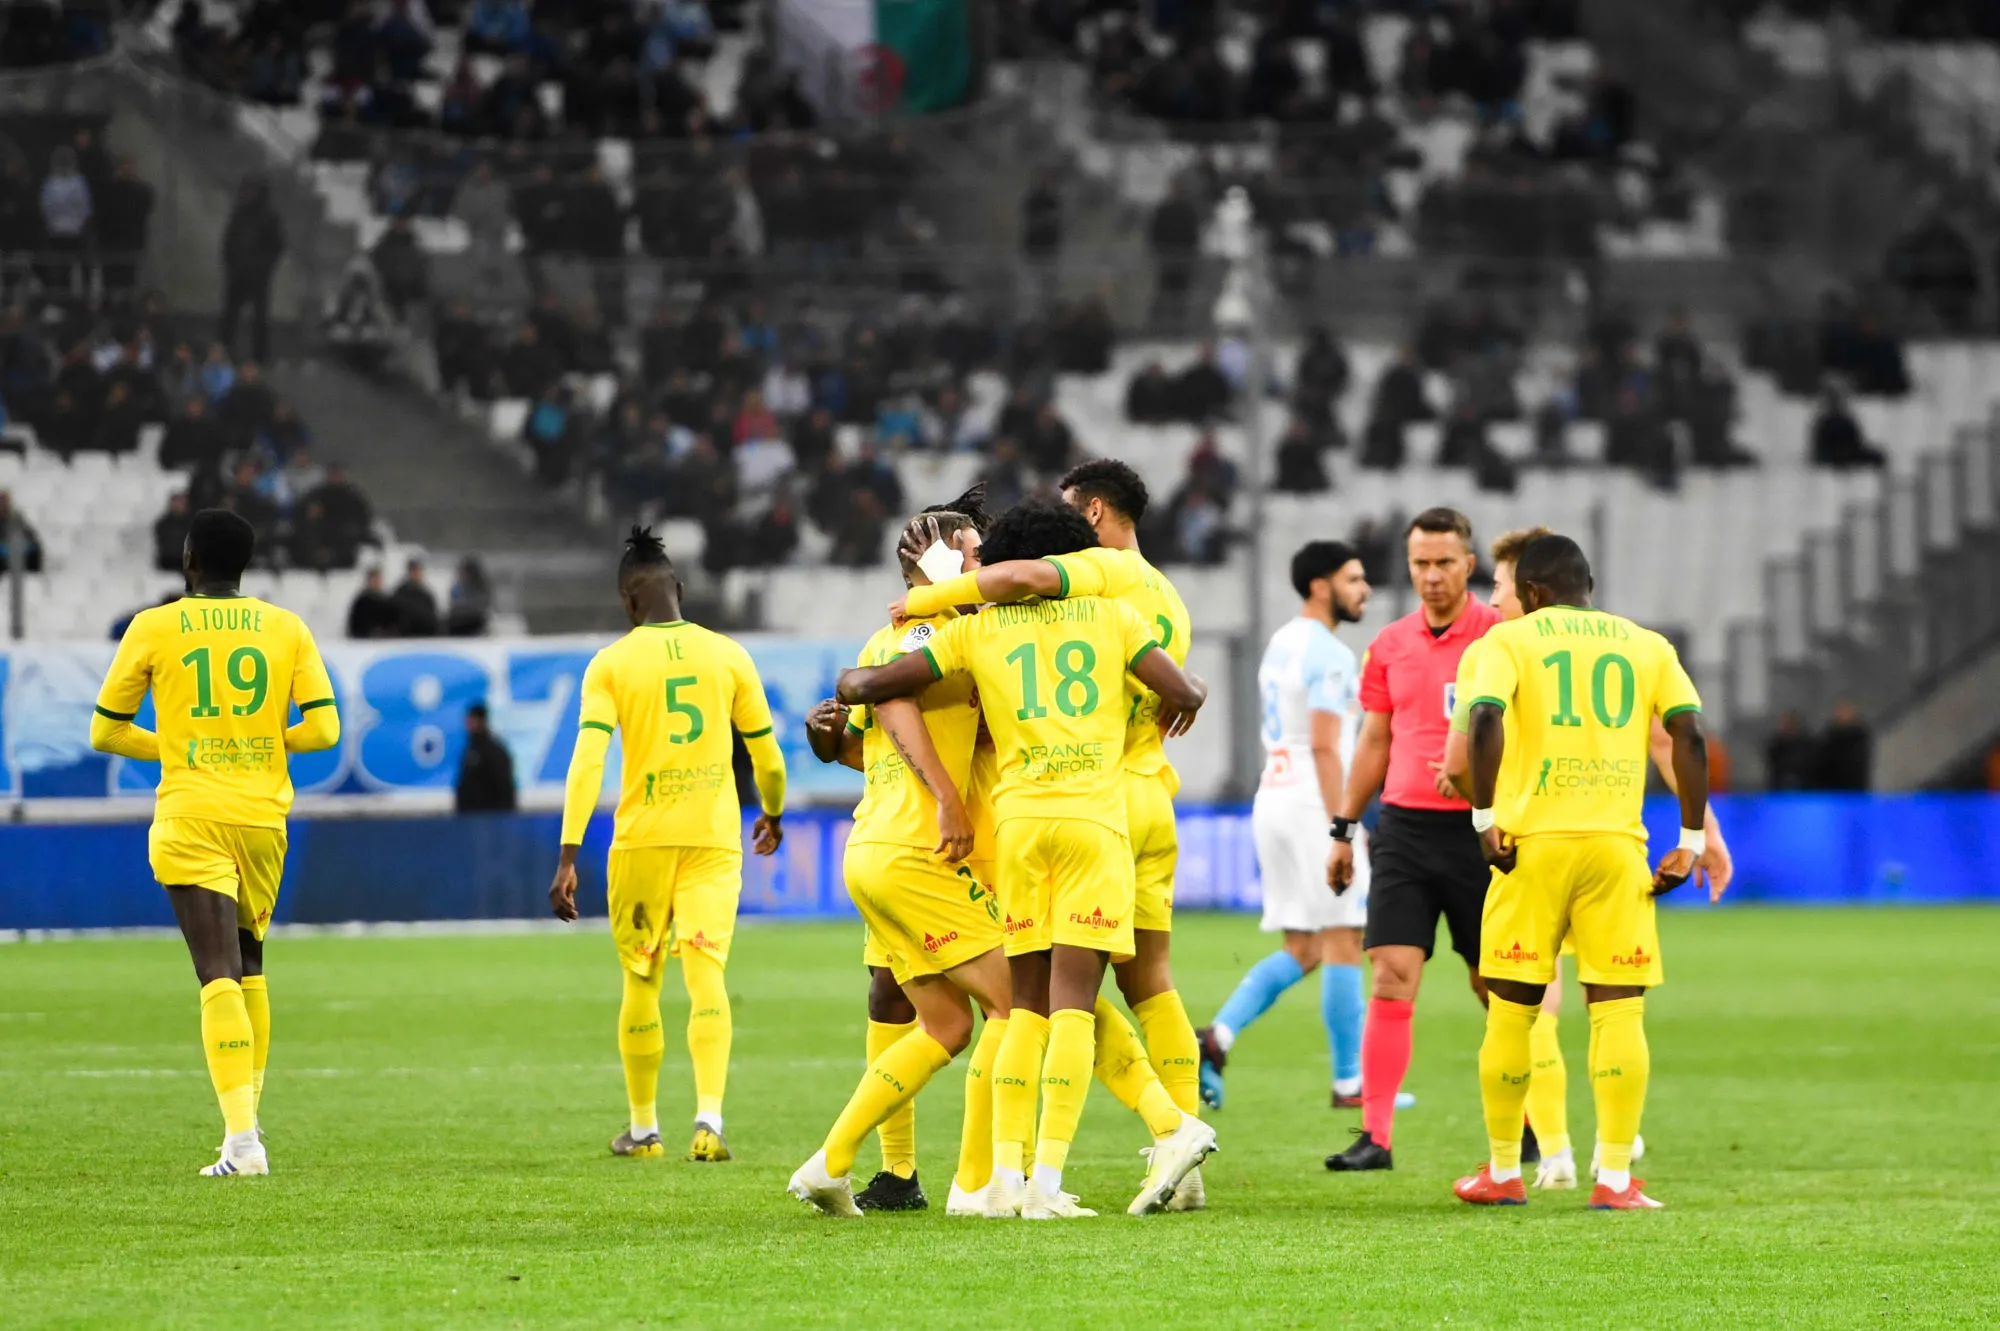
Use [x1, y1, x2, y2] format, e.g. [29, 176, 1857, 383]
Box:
[979, 500, 1099, 566]
[466, 702, 489, 722]
[1406, 506, 1473, 547]
[1514, 534, 1593, 602]
[186, 508, 255, 581]
[1059, 458, 1149, 524]
[619, 524, 674, 580]
[1290, 540, 1361, 599]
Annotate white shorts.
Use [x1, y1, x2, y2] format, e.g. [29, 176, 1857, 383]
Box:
[1252, 796, 1368, 933]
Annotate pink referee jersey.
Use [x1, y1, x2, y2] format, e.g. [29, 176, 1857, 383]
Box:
[1357, 599, 1502, 811]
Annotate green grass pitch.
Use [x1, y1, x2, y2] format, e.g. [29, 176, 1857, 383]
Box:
[3, 907, 1997, 1328]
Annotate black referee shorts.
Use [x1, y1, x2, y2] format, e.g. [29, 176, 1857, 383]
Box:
[1362, 804, 1489, 965]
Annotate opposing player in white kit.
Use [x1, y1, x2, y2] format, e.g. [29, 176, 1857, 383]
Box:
[1199, 542, 1386, 1110]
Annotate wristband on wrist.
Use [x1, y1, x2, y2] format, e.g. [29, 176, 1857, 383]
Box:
[1330, 816, 1355, 843]
[1678, 826, 1706, 858]
[1470, 808, 1496, 834]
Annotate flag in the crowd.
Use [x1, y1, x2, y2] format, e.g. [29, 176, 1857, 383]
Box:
[776, 0, 971, 117]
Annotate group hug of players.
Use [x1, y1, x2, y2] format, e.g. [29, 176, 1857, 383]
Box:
[100, 460, 1726, 1213]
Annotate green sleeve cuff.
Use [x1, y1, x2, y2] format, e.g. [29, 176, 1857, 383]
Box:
[844, 719, 866, 735]
[739, 725, 773, 739]
[579, 720, 614, 735]
[920, 645, 943, 680]
[93, 705, 137, 721]
[1128, 641, 1159, 672]
[1661, 704, 1701, 721]
[1046, 557, 1070, 598]
[1469, 695, 1508, 712]
[297, 698, 336, 712]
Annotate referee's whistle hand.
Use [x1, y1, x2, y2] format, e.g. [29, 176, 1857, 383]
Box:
[1480, 827, 1517, 874]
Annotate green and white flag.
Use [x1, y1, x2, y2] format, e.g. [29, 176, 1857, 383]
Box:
[775, 0, 970, 117]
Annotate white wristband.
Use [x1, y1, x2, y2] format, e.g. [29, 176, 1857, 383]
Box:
[1470, 808, 1496, 834]
[1678, 827, 1707, 858]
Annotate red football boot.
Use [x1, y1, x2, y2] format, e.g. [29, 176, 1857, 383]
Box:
[1589, 1177, 1664, 1210]
[1453, 1164, 1528, 1206]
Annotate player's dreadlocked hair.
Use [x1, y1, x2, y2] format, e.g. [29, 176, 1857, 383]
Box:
[978, 499, 1099, 566]
[897, 483, 990, 580]
[1058, 458, 1149, 524]
[619, 524, 674, 579]
[920, 481, 990, 531]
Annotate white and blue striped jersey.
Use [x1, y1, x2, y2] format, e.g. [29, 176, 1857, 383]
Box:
[1256, 615, 1359, 805]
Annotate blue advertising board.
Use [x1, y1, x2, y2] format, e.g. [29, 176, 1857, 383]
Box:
[2, 796, 1994, 931]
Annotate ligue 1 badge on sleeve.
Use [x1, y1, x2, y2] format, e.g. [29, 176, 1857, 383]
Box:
[899, 621, 936, 652]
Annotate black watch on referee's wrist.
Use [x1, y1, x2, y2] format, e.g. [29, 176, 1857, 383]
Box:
[1329, 817, 1356, 843]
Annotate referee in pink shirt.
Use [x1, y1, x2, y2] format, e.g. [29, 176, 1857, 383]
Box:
[1324, 508, 1501, 1172]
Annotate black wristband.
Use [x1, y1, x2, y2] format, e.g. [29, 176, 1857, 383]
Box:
[1330, 817, 1355, 843]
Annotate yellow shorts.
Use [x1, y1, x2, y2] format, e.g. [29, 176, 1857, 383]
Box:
[607, 846, 741, 978]
[995, 817, 1136, 961]
[861, 858, 997, 972]
[1125, 768, 1178, 932]
[1481, 835, 1664, 989]
[845, 842, 1002, 985]
[150, 817, 287, 941]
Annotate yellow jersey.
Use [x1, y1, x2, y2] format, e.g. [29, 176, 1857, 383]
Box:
[847, 613, 982, 851]
[1462, 606, 1700, 841]
[1045, 545, 1190, 778]
[577, 620, 775, 851]
[94, 595, 335, 830]
[1450, 637, 1526, 807]
[919, 597, 1161, 833]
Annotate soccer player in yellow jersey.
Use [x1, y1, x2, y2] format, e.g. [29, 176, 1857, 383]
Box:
[789, 507, 1017, 1218]
[1441, 526, 1734, 1189]
[1451, 534, 1708, 1211]
[549, 527, 786, 1164]
[895, 460, 1213, 1207]
[846, 500, 1215, 1220]
[89, 509, 341, 1178]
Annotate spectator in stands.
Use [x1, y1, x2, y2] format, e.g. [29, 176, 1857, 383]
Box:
[452, 161, 511, 287]
[347, 567, 401, 638]
[1292, 325, 1351, 430]
[433, 300, 487, 397]
[978, 437, 1029, 511]
[788, 404, 835, 476]
[222, 359, 277, 443]
[1814, 700, 1873, 792]
[1021, 402, 1078, 474]
[499, 321, 561, 399]
[371, 217, 429, 320]
[38, 146, 91, 295]
[1605, 384, 1676, 490]
[41, 387, 89, 458]
[288, 498, 344, 571]
[1274, 415, 1330, 494]
[850, 440, 906, 513]
[92, 379, 145, 456]
[1125, 360, 1175, 425]
[1810, 384, 1886, 470]
[96, 157, 153, 295]
[465, 0, 531, 56]
[1765, 709, 1815, 789]
[220, 177, 286, 362]
[160, 394, 223, 472]
[454, 703, 517, 812]
[523, 381, 577, 485]
[1883, 206, 1977, 333]
[1020, 170, 1062, 314]
[0, 489, 41, 573]
[1168, 344, 1234, 424]
[226, 458, 280, 553]
[393, 558, 441, 636]
[153, 491, 192, 572]
[301, 463, 375, 562]
[0, 158, 39, 297]
[733, 388, 781, 447]
[447, 556, 493, 636]
[1149, 178, 1203, 330]
[200, 340, 236, 402]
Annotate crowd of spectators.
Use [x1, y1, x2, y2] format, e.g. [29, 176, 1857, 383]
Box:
[0, 1, 115, 69]
[345, 554, 490, 636]
[1038, 0, 1693, 293]
[0, 128, 155, 303]
[140, 339, 379, 572]
[1765, 700, 1873, 790]
[433, 290, 1130, 572]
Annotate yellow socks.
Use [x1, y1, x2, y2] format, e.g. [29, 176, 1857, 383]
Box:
[1034, 1008, 1097, 1177]
[991, 1010, 1049, 1176]
[1477, 996, 1539, 1173]
[1589, 997, 1650, 1174]
[618, 967, 666, 1132]
[239, 974, 270, 1118]
[823, 1029, 953, 1178]
[1133, 990, 1201, 1116]
[955, 1016, 1006, 1193]
[680, 949, 731, 1125]
[1525, 1008, 1570, 1156]
[1091, 997, 1185, 1140]
[198, 978, 257, 1137]
[868, 1019, 919, 1179]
